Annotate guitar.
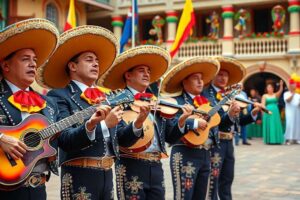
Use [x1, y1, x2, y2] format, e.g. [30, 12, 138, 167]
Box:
[182, 85, 241, 147]
[0, 90, 133, 191]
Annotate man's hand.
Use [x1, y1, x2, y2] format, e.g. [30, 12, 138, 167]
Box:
[86, 105, 111, 132]
[105, 106, 124, 128]
[0, 134, 27, 160]
[228, 101, 241, 118]
[252, 102, 263, 116]
[197, 118, 208, 130]
[178, 104, 194, 128]
[134, 106, 151, 129]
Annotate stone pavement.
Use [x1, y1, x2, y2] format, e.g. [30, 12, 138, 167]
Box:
[46, 138, 300, 200]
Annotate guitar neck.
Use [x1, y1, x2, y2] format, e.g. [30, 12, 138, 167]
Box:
[39, 101, 109, 140]
[158, 100, 208, 115]
[208, 95, 231, 116]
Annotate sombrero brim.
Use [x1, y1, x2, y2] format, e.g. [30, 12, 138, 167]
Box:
[161, 57, 220, 94]
[215, 57, 246, 85]
[0, 18, 59, 67]
[37, 26, 118, 89]
[99, 45, 171, 90]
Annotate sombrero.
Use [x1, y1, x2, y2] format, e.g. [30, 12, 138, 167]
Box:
[0, 18, 59, 67]
[161, 57, 220, 94]
[100, 45, 171, 90]
[37, 25, 119, 89]
[215, 57, 246, 86]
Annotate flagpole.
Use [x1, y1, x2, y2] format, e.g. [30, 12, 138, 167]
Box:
[131, 0, 135, 48]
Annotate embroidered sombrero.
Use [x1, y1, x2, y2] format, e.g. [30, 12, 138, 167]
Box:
[99, 45, 171, 90]
[161, 57, 220, 94]
[0, 18, 59, 67]
[215, 57, 246, 86]
[37, 25, 119, 89]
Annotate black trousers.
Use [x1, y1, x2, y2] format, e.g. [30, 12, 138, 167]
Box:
[170, 145, 210, 200]
[61, 165, 113, 200]
[209, 140, 235, 200]
[115, 157, 165, 200]
[0, 185, 46, 200]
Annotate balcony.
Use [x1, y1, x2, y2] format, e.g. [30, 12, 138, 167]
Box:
[94, 0, 110, 4]
[172, 36, 289, 60]
[234, 37, 288, 58]
[117, 0, 166, 8]
[177, 41, 222, 59]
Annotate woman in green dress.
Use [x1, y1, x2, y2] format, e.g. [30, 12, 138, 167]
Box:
[262, 80, 284, 144]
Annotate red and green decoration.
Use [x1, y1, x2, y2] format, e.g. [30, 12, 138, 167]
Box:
[242, 32, 284, 39]
[111, 16, 123, 27]
[166, 11, 178, 23]
[222, 6, 234, 19]
[288, 0, 300, 13]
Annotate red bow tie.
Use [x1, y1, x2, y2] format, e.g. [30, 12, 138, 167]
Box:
[193, 95, 209, 108]
[81, 87, 106, 105]
[8, 90, 46, 113]
[134, 93, 154, 101]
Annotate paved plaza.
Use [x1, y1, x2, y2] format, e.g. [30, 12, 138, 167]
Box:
[46, 138, 300, 200]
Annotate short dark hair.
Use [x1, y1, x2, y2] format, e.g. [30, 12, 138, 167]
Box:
[4, 51, 16, 61]
[0, 52, 17, 75]
[65, 52, 82, 76]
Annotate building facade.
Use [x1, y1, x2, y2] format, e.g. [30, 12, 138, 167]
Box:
[89, 0, 300, 94]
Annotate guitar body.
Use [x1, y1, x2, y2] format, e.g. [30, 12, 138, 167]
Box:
[182, 104, 221, 147]
[0, 114, 56, 191]
[120, 110, 154, 153]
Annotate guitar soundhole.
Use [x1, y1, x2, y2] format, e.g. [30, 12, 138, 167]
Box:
[23, 132, 42, 148]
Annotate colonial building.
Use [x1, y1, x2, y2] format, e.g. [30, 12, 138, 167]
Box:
[89, 0, 300, 95]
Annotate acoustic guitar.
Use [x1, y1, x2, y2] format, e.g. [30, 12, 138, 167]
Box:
[182, 86, 241, 147]
[0, 90, 133, 191]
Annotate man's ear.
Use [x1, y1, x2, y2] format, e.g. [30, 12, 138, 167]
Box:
[68, 62, 76, 72]
[0, 61, 10, 73]
[124, 71, 131, 81]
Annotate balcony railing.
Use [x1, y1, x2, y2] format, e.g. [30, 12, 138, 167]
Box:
[94, 0, 110, 4]
[117, 0, 165, 7]
[177, 41, 222, 59]
[234, 37, 288, 57]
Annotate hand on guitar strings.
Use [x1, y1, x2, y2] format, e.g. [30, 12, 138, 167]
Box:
[86, 105, 111, 132]
[196, 118, 208, 131]
[105, 106, 124, 128]
[0, 134, 27, 160]
[134, 105, 151, 129]
[178, 104, 194, 128]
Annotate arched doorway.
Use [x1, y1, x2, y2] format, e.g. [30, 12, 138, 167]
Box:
[242, 63, 289, 109]
[243, 72, 284, 97]
[243, 72, 287, 127]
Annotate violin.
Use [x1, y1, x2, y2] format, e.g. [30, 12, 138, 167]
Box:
[130, 97, 208, 118]
[222, 95, 272, 114]
[234, 96, 272, 114]
[120, 96, 208, 154]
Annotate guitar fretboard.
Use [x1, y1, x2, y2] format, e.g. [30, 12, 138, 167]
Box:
[39, 104, 100, 139]
[207, 90, 239, 117]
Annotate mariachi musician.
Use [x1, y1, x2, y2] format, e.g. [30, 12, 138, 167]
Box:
[203, 57, 262, 200]
[39, 26, 142, 199]
[161, 57, 220, 200]
[0, 19, 59, 199]
[100, 45, 195, 200]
